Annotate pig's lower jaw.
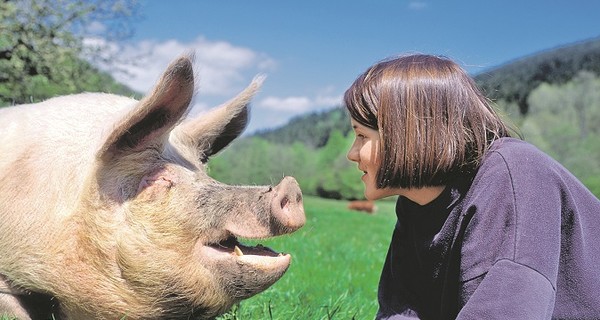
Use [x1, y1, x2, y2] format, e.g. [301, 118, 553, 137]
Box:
[196, 237, 292, 299]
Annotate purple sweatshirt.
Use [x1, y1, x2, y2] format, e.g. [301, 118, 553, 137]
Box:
[376, 138, 600, 320]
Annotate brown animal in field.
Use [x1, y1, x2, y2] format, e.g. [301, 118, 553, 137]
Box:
[347, 200, 377, 214]
[0, 54, 305, 320]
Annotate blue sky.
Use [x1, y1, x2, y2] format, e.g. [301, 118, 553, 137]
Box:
[101, 0, 600, 133]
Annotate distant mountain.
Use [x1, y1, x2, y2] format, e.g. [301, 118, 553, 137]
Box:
[253, 37, 600, 145]
[253, 107, 351, 148]
[474, 36, 600, 114]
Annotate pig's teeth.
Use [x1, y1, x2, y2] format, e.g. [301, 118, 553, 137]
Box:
[234, 246, 244, 256]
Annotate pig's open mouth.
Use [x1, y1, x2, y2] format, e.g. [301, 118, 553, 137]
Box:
[195, 233, 293, 300]
[208, 236, 282, 258]
[201, 234, 292, 272]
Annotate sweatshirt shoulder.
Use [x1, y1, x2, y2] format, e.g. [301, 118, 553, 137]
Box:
[477, 137, 597, 213]
[481, 138, 558, 176]
[487, 138, 546, 163]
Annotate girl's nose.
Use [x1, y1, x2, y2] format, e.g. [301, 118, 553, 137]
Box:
[347, 143, 359, 162]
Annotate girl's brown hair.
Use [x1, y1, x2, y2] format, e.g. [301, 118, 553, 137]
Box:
[344, 54, 512, 189]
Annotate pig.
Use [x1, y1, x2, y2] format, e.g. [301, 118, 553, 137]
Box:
[347, 200, 377, 214]
[0, 53, 306, 320]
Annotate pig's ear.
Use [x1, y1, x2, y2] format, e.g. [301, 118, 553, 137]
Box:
[98, 55, 195, 159]
[174, 75, 264, 161]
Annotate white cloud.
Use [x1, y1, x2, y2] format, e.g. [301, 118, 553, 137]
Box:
[315, 94, 343, 107]
[258, 93, 342, 113]
[259, 96, 312, 112]
[86, 36, 276, 97]
[86, 21, 107, 34]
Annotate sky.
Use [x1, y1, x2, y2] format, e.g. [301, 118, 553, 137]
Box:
[97, 0, 600, 134]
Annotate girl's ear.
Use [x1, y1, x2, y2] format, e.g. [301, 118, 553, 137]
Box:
[97, 54, 195, 160]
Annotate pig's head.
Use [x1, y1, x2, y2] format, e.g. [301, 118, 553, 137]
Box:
[78, 54, 305, 319]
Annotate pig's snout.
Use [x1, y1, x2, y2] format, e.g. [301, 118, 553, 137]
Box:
[270, 176, 305, 234]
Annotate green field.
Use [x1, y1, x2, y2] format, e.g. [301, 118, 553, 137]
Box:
[0, 196, 397, 320]
[217, 196, 397, 320]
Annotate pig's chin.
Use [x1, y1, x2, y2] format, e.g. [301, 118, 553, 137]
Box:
[197, 235, 291, 299]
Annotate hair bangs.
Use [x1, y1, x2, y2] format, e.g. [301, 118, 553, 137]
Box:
[344, 69, 379, 130]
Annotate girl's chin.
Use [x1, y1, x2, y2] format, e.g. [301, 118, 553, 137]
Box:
[365, 186, 400, 201]
[364, 189, 383, 201]
[365, 194, 381, 201]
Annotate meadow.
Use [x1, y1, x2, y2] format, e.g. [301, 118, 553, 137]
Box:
[217, 196, 397, 320]
[0, 196, 397, 320]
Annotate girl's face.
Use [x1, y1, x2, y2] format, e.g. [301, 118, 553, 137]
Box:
[347, 119, 401, 200]
[347, 118, 447, 205]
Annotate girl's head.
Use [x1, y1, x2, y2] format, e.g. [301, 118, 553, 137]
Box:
[345, 54, 511, 192]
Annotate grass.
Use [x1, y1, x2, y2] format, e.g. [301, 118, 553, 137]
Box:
[217, 196, 397, 319]
[0, 196, 398, 320]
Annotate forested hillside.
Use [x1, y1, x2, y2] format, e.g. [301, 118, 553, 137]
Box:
[253, 108, 351, 148]
[474, 37, 600, 115]
[210, 37, 600, 199]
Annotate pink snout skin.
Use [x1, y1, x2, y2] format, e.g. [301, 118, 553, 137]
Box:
[270, 176, 306, 233]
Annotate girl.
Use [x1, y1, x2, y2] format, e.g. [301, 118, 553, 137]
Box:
[345, 54, 600, 319]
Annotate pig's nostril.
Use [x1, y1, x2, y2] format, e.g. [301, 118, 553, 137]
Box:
[280, 196, 289, 210]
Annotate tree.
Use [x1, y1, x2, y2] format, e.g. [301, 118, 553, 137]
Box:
[570, 71, 600, 139]
[0, 0, 140, 105]
[523, 71, 600, 181]
[313, 130, 364, 199]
